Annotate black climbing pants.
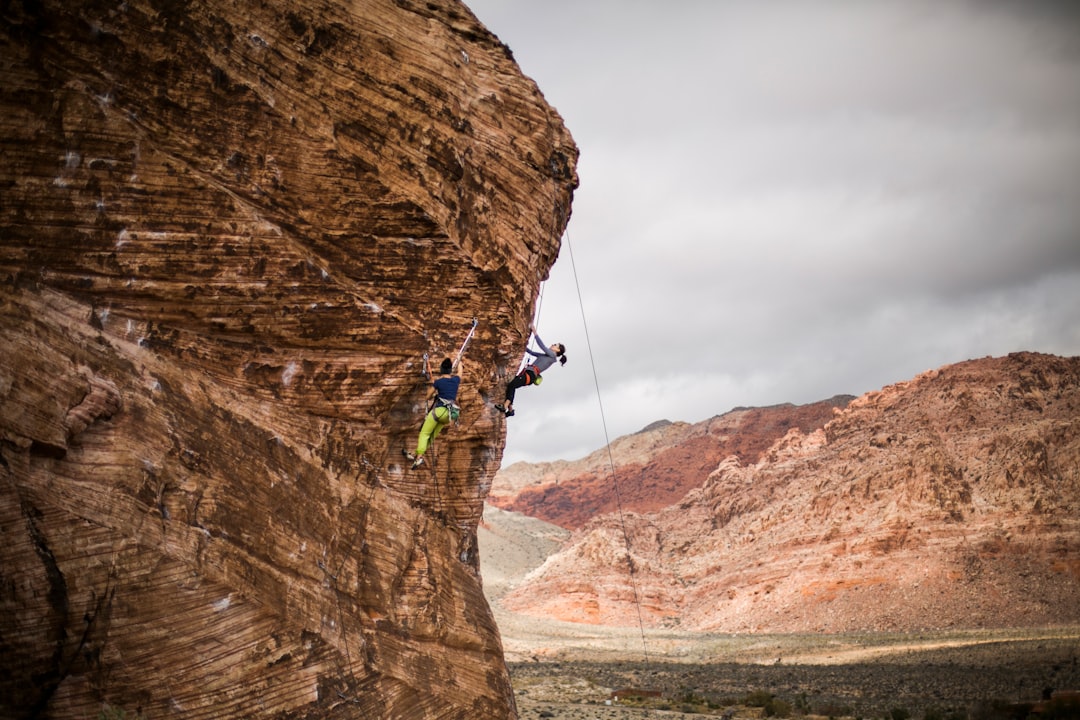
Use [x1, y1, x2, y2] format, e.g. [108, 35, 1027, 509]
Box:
[505, 368, 538, 405]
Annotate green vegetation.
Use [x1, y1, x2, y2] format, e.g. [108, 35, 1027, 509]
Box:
[742, 690, 792, 718]
[814, 700, 856, 718]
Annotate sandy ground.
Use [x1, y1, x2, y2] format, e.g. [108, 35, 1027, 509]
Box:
[504, 628, 1080, 719]
[479, 504, 1080, 719]
[491, 575, 1080, 719]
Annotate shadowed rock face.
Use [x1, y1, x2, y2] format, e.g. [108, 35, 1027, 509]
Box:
[0, 0, 576, 717]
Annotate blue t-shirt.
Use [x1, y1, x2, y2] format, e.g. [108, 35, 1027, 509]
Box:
[433, 375, 461, 402]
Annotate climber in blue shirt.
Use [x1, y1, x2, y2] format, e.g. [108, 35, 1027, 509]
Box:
[404, 357, 462, 469]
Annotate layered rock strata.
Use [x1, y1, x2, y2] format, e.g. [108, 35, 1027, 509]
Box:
[504, 353, 1080, 633]
[0, 0, 576, 718]
[490, 397, 853, 529]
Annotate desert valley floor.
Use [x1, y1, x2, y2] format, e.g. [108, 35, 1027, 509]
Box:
[501, 621, 1080, 719]
[481, 505, 1080, 719]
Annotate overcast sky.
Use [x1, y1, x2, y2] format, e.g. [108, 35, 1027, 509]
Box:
[463, 1, 1080, 467]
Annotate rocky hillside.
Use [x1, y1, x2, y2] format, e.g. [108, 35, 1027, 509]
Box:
[0, 1, 576, 718]
[501, 353, 1080, 633]
[490, 397, 853, 529]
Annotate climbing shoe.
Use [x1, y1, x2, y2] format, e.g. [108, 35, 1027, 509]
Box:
[504, 409, 515, 417]
[411, 456, 424, 470]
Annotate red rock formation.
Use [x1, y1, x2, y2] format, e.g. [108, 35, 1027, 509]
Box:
[503, 354, 1080, 633]
[0, 1, 576, 718]
[490, 398, 852, 529]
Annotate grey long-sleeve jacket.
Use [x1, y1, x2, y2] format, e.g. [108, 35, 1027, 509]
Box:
[525, 333, 558, 373]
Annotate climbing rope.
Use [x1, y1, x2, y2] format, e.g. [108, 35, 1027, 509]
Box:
[412, 317, 478, 506]
[518, 156, 559, 374]
[564, 225, 651, 665]
[517, 283, 546, 375]
[533, 280, 546, 329]
[454, 318, 479, 367]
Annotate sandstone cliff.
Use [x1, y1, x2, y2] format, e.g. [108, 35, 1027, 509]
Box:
[503, 353, 1080, 633]
[490, 397, 853, 529]
[0, 0, 576, 718]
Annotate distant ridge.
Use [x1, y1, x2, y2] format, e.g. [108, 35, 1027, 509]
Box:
[499, 353, 1080, 633]
[490, 395, 854, 529]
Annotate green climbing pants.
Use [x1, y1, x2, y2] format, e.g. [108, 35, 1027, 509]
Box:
[415, 405, 451, 457]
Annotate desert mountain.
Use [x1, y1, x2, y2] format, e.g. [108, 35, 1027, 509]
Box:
[478, 504, 571, 602]
[500, 353, 1080, 634]
[0, 0, 576, 718]
[491, 396, 853, 529]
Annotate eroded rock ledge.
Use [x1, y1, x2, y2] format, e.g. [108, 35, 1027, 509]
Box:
[0, 0, 577, 717]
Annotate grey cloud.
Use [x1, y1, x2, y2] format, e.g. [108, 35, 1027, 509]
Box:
[467, 0, 1080, 465]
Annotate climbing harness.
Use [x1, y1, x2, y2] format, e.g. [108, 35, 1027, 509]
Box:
[439, 318, 475, 423]
[408, 318, 476, 470]
[432, 397, 461, 423]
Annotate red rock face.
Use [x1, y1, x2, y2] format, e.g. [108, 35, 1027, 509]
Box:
[490, 398, 852, 529]
[503, 354, 1080, 633]
[0, 1, 576, 718]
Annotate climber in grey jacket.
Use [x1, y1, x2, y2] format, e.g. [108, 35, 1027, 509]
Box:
[495, 328, 566, 417]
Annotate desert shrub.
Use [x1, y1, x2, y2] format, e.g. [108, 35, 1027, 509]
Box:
[745, 690, 775, 707]
[816, 702, 855, 718]
[969, 699, 1017, 720]
[793, 693, 810, 715]
[765, 698, 793, 718]
[741, 690, 793, 717]
[1042, 696, 1080, 720]
[924, 707, 967, 720]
